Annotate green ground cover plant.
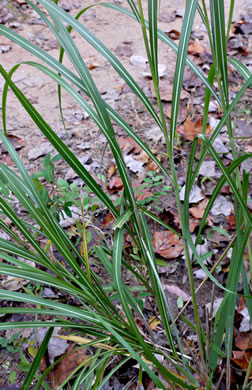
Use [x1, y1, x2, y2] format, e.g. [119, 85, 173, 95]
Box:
[0, 0, 251, 388]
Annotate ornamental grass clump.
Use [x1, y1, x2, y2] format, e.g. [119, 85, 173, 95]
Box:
[0, 0, 251, 388]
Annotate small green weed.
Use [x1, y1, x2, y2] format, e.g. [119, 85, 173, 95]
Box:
[31, 153, 100, 223]
[32, 152, 61, 183]
[0, 331, 23, 354]
[135, 171, 172, 212]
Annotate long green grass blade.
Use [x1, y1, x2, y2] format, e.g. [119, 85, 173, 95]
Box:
[210, 225, 251, 368]
[148, 0, 158, 80]
[36, 0, 162, 128]
[99, 2, 221, 104]
[0, 66, 118, 216]
[169, 0, 198, 153]
[190, 76, 252, 186]
[210, 0, 229, 103]
[22, 328, 53, 390]
[227, 58, 252, 82]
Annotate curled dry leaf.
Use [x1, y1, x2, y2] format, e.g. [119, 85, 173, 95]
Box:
[142, 63, 166, 78]
[180, 184, 205, 204]
[149, 316, 161, 331]
[86, 56, 101, 70]
[232, 350, 252, 374]
[7, 135, 24, 150]
[1, 275, 28, 291]
[239, 308, 252, 332]
[188, 39, 205, 55]
[107, 164, 115, 178]
[152, 231, 184, 259]
[237, 296, 247, 313]
[177, 118, 213, 141]
[165, 29, 180, 40]
[108, 176, 123, 192]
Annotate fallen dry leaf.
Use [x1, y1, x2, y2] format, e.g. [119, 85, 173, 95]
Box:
[107, 164, 115, 178]
[117, 136, 142, 154]
[221, 185, 230, 194]
[165, 103, 188, 123]
[151, 79, 189, 102]
[133, 150, 149, 163]
[108, 176, 123, 192]
[183, 69, 203, 89]
[189, 198, 209, 219]
[1, 275, 28, 291]
[188, 39, 205, 55]
[165, 29, 180, 40]
[234, 331, 252, 351]
[147, 159, 159, 171]
[180, 184, 205, 204]
[206, 297, 223, 318]
[177, 118, 213, 141]
[163, 284, 190, 300]
[124, 154, 145, 173]
[136, 188, 153, 201]
[158, 209, 198, 232]
[232, 350, 252, 374]
[149, 316, 161, 331]
[188, 218, 200, 233]
[239, 308, 252, 332]
[152, 231, 184, 259]
[143, 63, 166, 78]
[37, 328, 68, 365]
[237, 296, 247, 313]
[49, 346, 88, 390]
[7, 134, 24, 150]
[226, 213, 236, 230]
[211, 195, 234, 216]
[0, 152, 13, 166]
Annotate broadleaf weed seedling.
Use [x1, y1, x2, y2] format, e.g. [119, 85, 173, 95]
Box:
[136, 170, 172, 212]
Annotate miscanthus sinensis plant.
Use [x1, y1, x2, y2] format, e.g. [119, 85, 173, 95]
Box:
[0, 0, 251, 388]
